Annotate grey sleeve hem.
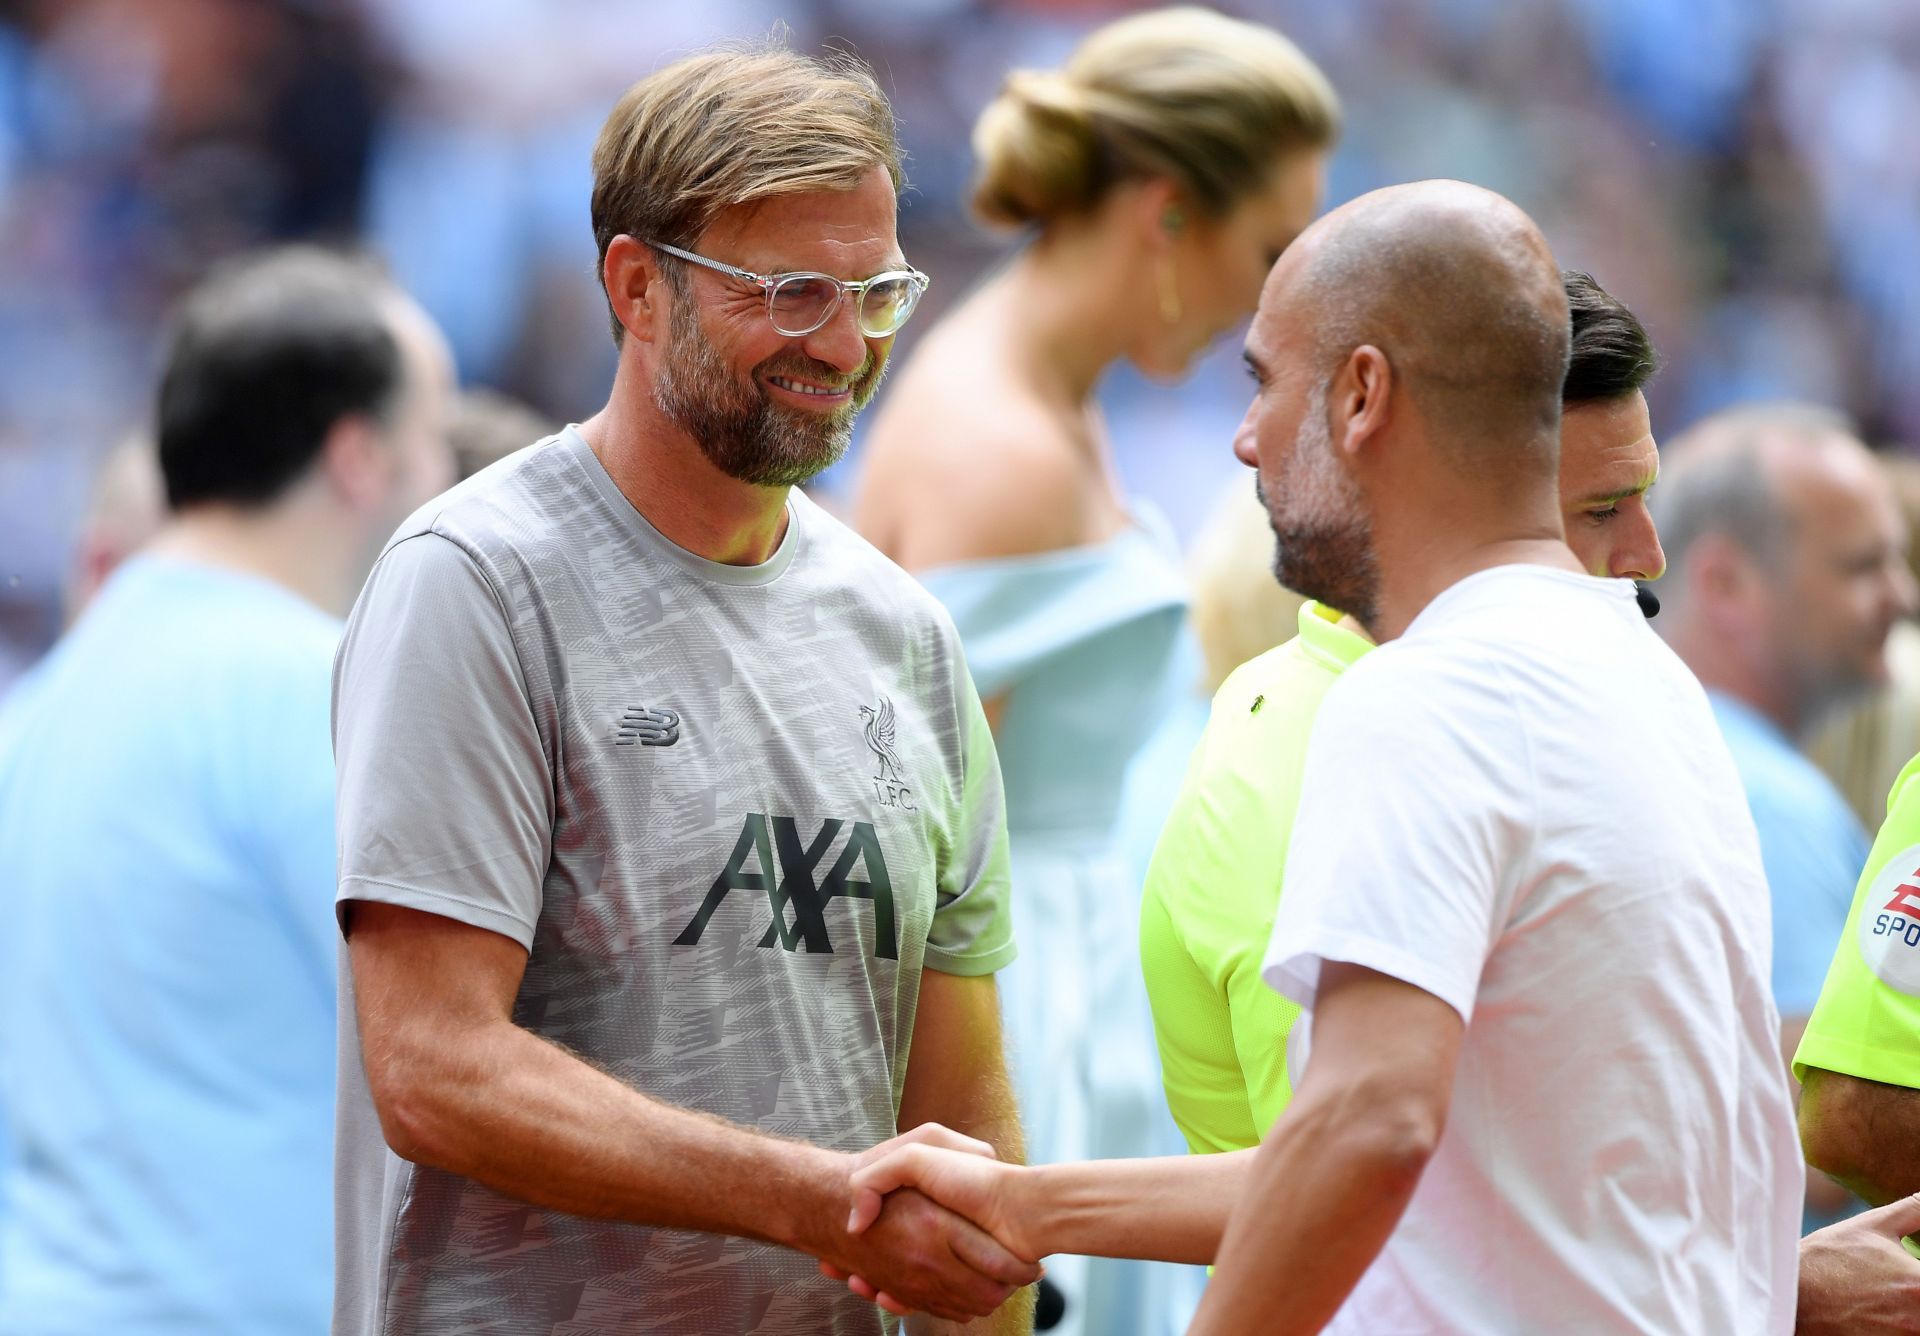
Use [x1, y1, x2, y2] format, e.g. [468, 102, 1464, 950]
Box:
[923, 940, 1017, 978]
[336, 876, 537, 952]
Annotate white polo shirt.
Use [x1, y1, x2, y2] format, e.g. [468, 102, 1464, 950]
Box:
[1264, 564, 1801, 1334]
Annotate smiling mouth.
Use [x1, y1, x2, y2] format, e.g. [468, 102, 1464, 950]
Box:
[767, 374, 850, 398]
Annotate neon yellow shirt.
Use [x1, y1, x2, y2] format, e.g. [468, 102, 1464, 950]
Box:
[1138, 601, 1373, 1153]
[1795, 752, 1920, 1090]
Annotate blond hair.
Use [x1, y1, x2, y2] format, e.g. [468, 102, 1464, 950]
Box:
[971, 7, 1339, 229]
[590, 43, 903, 339]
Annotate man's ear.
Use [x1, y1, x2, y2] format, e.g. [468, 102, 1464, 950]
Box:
[318, 414, 391, 513]
[1332, 345, 1393, 460]
[603, 235, 667, 345]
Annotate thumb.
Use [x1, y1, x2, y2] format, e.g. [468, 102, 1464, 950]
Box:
[1860, 1191, 1920, 1239]
[846, 1184, 885, 1235]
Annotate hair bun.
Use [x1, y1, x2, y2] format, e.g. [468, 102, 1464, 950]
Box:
[969, 69, 1104, 229]
[965, 10, 1339, 233]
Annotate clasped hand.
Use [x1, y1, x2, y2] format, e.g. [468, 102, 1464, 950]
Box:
[816, 1124, 1041, 1318]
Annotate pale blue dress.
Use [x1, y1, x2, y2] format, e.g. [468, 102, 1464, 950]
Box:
[921, 513, 1206, 1334]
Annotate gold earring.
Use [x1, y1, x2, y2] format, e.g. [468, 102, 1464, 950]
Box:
[1156, 255, 1182, 325]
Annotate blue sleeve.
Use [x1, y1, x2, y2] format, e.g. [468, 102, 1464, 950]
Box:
[242, 627, 345, 1007]
[1751, 784, 1871, 1018]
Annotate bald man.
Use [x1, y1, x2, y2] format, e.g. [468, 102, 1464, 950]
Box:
[1195, 178, 1801, 1332]
[831, 183, 1800, 1333]
[1166, 177, 1804, 1330]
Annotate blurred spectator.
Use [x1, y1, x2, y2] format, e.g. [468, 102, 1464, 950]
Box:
[1807, 452, 1920, 834]
[447, 386, 555, 481]
[0, 0, 387, 691]
[1650, 402, 1917, 1227]
[0, 247, 452, 1333]
[62, 433, 165, 622]
[8, 1, 1920, 684]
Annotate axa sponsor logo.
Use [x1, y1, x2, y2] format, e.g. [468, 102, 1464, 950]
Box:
[1860, 843, 1920, 996]
[673, 813, 898, 959]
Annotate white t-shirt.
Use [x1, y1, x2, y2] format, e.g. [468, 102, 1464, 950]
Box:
[1263, 564, 1801, 1335]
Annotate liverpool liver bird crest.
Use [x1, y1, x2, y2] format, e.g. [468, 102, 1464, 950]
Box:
[859, 697, 905, 783]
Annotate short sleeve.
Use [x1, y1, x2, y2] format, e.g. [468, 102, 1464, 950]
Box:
[332, 533, 553, 949]
[1261, 651, 1529, 1023]
[1795, 757, 1920, 1088]
[923, 658, 1016, 976]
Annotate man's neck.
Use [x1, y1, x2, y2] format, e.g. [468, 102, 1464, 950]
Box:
[1663, 621, 1803, 737]
[148, 501, 363, 617]
[579, 385, 792, 568]
[1365, 511, 1578, 644]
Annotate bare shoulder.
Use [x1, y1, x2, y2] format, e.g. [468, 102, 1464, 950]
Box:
[854, 328, 1096, 570]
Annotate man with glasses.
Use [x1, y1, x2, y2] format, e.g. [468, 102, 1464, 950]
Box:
[328, 45, 1034, 1335]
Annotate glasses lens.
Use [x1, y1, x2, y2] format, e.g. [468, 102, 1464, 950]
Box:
[858, 275, 923, 337]
[768, 275, 839, 336]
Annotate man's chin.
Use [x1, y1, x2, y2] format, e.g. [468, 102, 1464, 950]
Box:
[768, 400, 858, 436]
[742, 438, 853, 489]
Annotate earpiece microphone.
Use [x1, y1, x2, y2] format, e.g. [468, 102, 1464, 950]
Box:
[1635, 583, 1660, 619]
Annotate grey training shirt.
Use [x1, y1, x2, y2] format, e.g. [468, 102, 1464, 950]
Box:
[331, 428, 1014, 1335]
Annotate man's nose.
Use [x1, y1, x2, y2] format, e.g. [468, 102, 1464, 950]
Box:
[1232, 408, 1260, 470]
[800, 297, 874, 375]
[1614, 510, 1667, 583]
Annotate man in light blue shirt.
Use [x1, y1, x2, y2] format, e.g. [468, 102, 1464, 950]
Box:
[1653, 402, 1917, 1225]
[0, 248, 452, 1333]
[1709, 693, 1872, 1016]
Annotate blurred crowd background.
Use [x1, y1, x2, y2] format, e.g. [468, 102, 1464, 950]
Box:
[4, 0, 1920, 691]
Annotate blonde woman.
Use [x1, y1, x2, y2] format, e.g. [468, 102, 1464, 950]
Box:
[853, 10, 1338, 1330]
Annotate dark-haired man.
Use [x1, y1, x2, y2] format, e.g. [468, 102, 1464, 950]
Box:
[1557, 271, 1666, 587]
[329, 44, 1034, 1335]
[0, 247, 454, 1333]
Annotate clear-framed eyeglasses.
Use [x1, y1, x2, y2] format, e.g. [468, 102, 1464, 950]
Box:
[648, 240, 930, 339]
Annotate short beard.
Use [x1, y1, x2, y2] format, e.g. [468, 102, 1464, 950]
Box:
[1258, 383, 1380, 629]
[652, 283, 884, 488]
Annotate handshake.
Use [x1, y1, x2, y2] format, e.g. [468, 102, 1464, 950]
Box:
[811, 1123, 1046, 1323]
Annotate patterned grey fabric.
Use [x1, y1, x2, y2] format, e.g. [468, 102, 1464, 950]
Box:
[331, 429, 1014, 1335]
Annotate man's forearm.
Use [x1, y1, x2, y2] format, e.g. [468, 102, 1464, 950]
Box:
[1191, 1093, 1431, 1335]
[1801, 1067, 1920, 1206]
[378, 1014, 844, 1255]
[1009, 1149, 1252, 1264]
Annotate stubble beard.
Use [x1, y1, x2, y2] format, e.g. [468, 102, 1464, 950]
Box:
[652, 293, 884, 489]
[1259, 382, 1381, 628]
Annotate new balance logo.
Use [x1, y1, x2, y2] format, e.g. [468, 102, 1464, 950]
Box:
[673, 813, 897, 958]
[616, 706, 679, 746]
